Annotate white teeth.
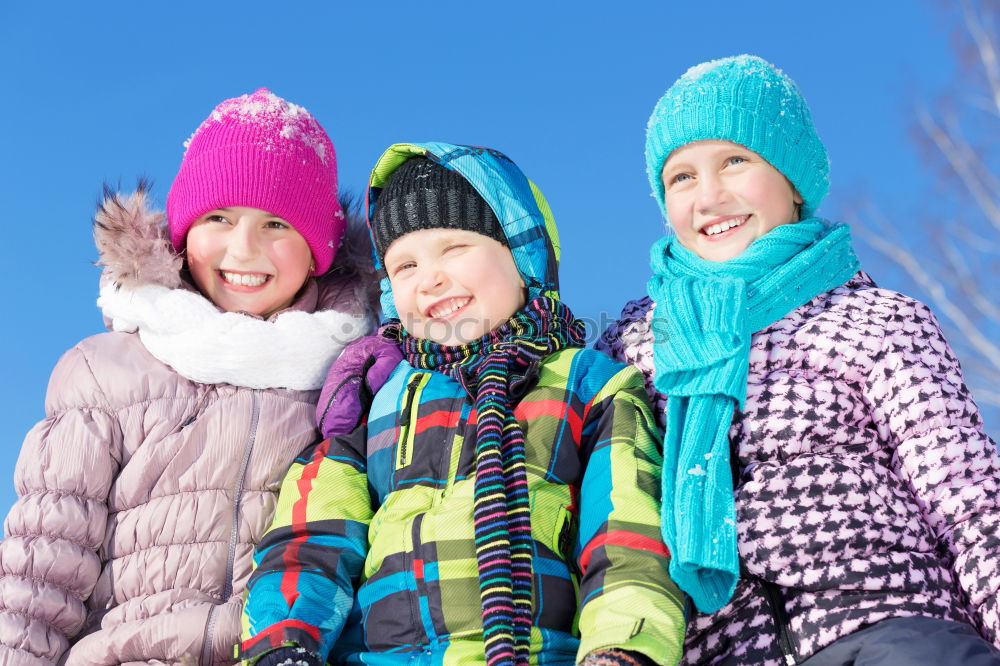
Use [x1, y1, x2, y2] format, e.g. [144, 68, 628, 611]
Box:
[222, 271, 268, 287]
[704, 216, 748, 236]
[428, 297, 470, 318]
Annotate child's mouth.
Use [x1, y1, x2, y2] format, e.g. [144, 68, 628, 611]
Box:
[701, 215, 750, 238]
[426, 297, 471, 319]
[220, 270, 271, 289]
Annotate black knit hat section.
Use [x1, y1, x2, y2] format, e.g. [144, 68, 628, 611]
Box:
[371, 156, 507, 259]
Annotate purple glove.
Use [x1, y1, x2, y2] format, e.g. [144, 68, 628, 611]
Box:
[317, 330, 403, 439]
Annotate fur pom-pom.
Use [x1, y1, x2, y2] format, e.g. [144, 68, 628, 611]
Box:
[94, 181, 183, 289]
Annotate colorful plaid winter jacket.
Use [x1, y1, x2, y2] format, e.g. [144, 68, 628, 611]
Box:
[241, 349, 683, 665]
[240, 142, 685, 665]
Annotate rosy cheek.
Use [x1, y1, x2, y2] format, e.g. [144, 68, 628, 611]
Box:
[183, 247, 218, 299]
[184, 227, 222, 264]
[270, 238, 313, 273]
[184, 246, 213, 277]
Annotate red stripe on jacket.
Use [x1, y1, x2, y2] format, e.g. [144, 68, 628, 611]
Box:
[515, 399, 583, 442]
[579, 530, 670, 574]
[281, 438, 333, 607]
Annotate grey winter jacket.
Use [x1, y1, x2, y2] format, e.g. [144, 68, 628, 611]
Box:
[0, 190, 374, 666]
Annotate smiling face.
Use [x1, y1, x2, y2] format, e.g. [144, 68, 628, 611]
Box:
[661, 140, 803, 262]
[185, 206, 314, 319]
[384, 228, 526, 346]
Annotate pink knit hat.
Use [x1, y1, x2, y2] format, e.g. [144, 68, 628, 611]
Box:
[166, 88, 344, 275]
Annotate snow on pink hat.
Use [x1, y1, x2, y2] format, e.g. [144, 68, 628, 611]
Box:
[167, 88, 344, 275]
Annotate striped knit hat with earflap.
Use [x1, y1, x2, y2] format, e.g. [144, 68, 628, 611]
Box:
[645, 55, 830, 224]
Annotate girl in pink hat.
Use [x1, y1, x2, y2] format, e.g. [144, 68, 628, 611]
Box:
[0, 89, 376, 665]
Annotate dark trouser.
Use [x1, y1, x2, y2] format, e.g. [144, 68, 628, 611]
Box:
[800, 616, 1000, 666]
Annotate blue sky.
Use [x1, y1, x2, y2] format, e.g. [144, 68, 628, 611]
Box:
[0, 1, 984, 518]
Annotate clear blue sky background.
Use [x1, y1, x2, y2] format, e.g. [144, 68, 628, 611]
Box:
[0, 1, 986, 520]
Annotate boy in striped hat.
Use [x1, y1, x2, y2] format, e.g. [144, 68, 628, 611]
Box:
[240, 142, 685, 666]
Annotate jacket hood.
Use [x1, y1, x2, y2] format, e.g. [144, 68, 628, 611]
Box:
[365, 142, 561, 320]
[91, 184, 376, 390]
[93, 183, 380, 317]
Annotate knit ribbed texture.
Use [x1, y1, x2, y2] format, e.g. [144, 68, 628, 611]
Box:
[167, 88, 343, 275]
[366, 142, 563, 321]
[391, 297, 587, 666]
[645, 55, 829, 222]
[370, 156, 506, 259]
[647, 219, 859, 613]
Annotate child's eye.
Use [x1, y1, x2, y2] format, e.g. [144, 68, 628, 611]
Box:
[726, 156, 747, 166]
[668, 172, 692, 186]
[392, 261, 417, 275]
[264, 220, 290, 229]
[206, 214, 229, 224]
[444, 244, 468, 253]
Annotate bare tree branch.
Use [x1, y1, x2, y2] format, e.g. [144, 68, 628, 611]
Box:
[918, 108, 1000, 232]
[969, 385, 1000, 408]
[954, 225, 1000, 254]
[857, 0, 1000, 436]
[860, 226, 1000, 372]
[963, 0, 1000, 114]
[941, 235, 1000, 321]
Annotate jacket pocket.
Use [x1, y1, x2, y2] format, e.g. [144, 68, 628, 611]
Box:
[414, 483, 481, 639]
[529, 485, 576, 562]
[552, 505, 575, 564]
[534, 501, 579, 633]
[396, 373, 429, 471]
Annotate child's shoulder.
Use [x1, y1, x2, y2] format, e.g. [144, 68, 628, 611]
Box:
[616, 295, 655, 322]
[46, 331, 151, 413]
[538, 348, 643, 401]
[50, 330, 209, 414]
[543, 347, 625, 373]
[369, 360, 458, 416]
[797, 271, 940, 335]
[602, 296, 655, 336]
[370, 347, 645, 406]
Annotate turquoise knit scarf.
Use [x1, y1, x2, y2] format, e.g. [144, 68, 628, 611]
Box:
[646, 219, 859, 614]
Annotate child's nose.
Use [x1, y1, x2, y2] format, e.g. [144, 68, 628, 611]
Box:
[227, 222, 260, 260]
[696, 175, 728, 211]
[418, 267, 446, 292]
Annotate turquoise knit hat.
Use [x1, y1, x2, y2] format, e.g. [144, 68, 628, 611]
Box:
[645, 55, 829, 222]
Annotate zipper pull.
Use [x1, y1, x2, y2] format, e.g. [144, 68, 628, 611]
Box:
[399, 375, 422, 428]
[397, 374, 424, 470]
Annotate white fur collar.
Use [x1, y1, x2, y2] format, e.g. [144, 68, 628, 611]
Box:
[98, 281, 371, 390]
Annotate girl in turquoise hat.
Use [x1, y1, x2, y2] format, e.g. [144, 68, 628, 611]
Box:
[599, 54, 1000, 666]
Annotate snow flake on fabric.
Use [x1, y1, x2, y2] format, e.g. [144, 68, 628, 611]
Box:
[183, 88, 330, 163]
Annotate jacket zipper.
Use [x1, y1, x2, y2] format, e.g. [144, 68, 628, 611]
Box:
[732, 434, 798, 665]
[440, 397, 470, 499]
[396, 374, 424, 470]
[760, 577, 798, 666]
[201, 389, 261, 665]
[176, 388, 212, 433]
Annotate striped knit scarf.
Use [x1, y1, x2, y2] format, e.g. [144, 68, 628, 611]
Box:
[646, 219, 859, 614]
[390, 297, 586, 666]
